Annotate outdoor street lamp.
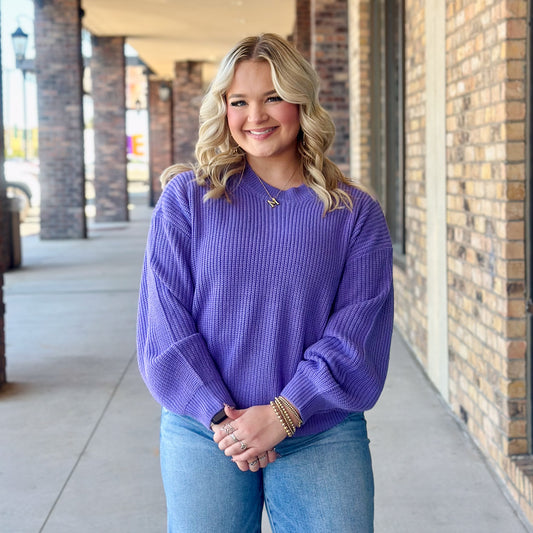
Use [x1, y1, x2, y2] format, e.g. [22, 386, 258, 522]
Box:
[158, 82, 171, 103]
[11, 27, 30, 161]
[11, 27, 28, 63]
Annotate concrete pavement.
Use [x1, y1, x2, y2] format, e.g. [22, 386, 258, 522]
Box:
[0, 197, 530, 532]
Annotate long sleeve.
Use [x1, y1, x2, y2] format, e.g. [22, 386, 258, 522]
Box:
[280, 198, 394, 422]
[136, 189, 234, 428]
[138, 166, 393, 437]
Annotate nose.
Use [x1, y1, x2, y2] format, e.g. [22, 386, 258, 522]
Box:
[247, 102, 268, 124]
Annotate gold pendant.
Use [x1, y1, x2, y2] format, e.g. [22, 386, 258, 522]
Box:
[267, 198, 280, 208]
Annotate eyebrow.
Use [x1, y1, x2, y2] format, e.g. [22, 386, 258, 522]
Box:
[227, 89, 278, 100]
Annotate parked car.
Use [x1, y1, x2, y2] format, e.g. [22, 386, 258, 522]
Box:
[4, 160, 40, 221]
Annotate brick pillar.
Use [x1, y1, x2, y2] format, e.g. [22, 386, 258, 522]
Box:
[0, 259, 5, 386]
[173, 61, 202, 164]
[34, 0, 86, 239]
[311, 0, 350, 173]
[91, 36, 128, 222]
[348, 0, 372, 185]
[294, 0, 312, 61]
[148, 80, 173, 206]
[0, 10, 6, 387]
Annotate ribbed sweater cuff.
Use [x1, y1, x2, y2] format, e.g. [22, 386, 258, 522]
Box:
[281, 372, 328, 424]
[165, 334, 235, 429]
[184, 381, 235, 429]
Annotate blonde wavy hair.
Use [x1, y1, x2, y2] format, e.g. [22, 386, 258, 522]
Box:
[161, 33, 357, 213]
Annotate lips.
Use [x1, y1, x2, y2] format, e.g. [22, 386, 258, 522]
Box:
[247, 127, 277, 136]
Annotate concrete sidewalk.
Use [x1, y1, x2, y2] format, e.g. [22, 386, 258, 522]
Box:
[0, 199, 530, 532]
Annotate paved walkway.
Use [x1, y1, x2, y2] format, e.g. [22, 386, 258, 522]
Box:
[0, 198, 530, 532]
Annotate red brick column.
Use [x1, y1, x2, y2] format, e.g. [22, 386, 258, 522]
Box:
[0, 12, 6, 386]
[148, 80, 173, 206]
[348, 0, 372, 185]
[91, 36, 128, 222]
[294, 0, 312, 61]
[0, 269, 4, 386]
[173, 61, 202, 164]
[310, 0, 350, 173]
[34, 0, 86, 239]
[0, 208, 5, 385]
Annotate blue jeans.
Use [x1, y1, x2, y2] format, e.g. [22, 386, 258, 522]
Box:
[160, 409, 374, 532]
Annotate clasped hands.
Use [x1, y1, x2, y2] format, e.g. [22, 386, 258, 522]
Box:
[212, 404, 287, 472]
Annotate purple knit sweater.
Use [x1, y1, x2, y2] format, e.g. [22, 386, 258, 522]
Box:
[137, 165, 394, 436]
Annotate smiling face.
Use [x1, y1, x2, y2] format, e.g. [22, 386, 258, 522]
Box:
[225, 60, 301, 166]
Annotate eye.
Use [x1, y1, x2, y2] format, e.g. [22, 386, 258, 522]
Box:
[266, 95, 283, 103]
[229, 100, 246, 107]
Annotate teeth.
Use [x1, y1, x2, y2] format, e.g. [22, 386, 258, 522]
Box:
[249, 128, 274, 135]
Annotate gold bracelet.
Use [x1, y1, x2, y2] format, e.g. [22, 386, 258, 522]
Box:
[274, 397, 296, 435]
[273, 400, 293, 436]
[274, 396, 296, 434]
[270, 400, 294, 437]
[270, 400, 291, 437]
[278, 396, 303, 428]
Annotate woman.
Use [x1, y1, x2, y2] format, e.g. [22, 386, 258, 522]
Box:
[137, 33, 393, 532]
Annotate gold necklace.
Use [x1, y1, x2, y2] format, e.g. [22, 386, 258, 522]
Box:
[255, 166, 299, 208]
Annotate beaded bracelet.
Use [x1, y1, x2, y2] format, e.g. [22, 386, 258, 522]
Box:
[277, 396, 303, 428]
[270, 399, 294, 437]
[270, 396, 303, 437]
[275, 397, 296, 435]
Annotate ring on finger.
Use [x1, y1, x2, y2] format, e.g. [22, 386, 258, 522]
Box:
[249, 459, 259, 467]
[258, 454, 267, 461]
[222, 424, 235, 435]
[240, 441, 247, 450]
[230, 433, 239, 443]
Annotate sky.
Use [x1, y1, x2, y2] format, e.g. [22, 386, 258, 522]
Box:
[0, 0, 146, 163]
[2, 0, 36, 129]
[0, 1, 139, 131]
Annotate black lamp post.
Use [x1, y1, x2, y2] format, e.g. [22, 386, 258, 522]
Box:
[11, 27, 28, 63]
[11, 27, 29, 160]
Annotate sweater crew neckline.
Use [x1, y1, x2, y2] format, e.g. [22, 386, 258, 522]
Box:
[238, 164, 312, 205]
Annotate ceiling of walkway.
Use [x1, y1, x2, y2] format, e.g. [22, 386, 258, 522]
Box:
[82, 0, 296, 79]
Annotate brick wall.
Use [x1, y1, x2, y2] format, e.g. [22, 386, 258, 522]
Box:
[0, 194, 5, 384]
[311, 0, 350, 174]
[172, 61, 202, 165]
[0, 14, 5, 385]
[381, 0, 532, 521]
[445, 0, 530, 520]
[348, 0, 427, 359]
[92, 36, 128, 222]
[350, 0, 532, 521]
[148, 80, 172, 206]
[0, 268, 4, 386]
[348, 0, 372, 185]
[34, 0, 86, 239]
[294, 0, 311, 62]
[392, 0, 428, 365]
